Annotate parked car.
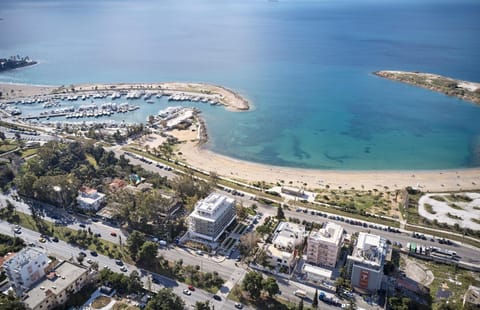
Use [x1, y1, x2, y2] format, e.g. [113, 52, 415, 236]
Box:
[235, 303, 243, 309]
[213, 295, 221, 301]
[115, 259, 123, 266]
[90, 251, 98, 257]
[110, 232, 117, 237]
[183, 289, 191, 296]
[52, 237, 59, 242]
[79, 223, 86, 228]
[120, 266, 127, 272]
[188, 285, 195, 291]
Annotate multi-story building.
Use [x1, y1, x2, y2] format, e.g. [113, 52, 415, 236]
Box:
[188, 193, 236, 242]
[306, 222, 344, 268]
[266, 222, 306, 273]
[76, 186, 105, 211]
[23, 261, 89, 310]
[346, 232, 388, 293]
[3, 247, 50, 296]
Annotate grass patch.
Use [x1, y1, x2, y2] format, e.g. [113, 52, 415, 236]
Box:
[112, 302, 140, 310]
[0, 142, 18, 153]
[0, 210, 129, 261]
[415, 258, 480, 310]
[91, 296, 112, 309]
[430, 195, 446, 202]
[424, 203, 436, 214]
[86, 154, 99, 168]
[446, 213, 462, 220]
[20, 148, 39, 158]
[448, 203, 464, 210]
[448, 194, 473, 203]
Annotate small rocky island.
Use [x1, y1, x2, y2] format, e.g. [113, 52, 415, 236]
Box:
[0, 55, 37, 72]
[374, 70, 480, 105]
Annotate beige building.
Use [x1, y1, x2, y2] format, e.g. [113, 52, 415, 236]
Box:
[307, 222, 344, 268]
[266, 222, 306, 273]
[23, 261, 89, 310]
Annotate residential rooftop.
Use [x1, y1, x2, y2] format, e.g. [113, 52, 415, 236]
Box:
[349, 232, 387, 267]
[191, 193, 235, 222]
[309, 222, 343, 246]
[3, 247, 46, 270]
[23, 261, 88, 309]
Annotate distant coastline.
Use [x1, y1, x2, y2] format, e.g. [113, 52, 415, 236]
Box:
[0, 56, 37, 72]
[374, 70, 480, 105]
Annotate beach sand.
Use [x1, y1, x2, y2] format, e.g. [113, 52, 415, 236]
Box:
[173, 135, 480, 192]
[3, 82, 480, 192]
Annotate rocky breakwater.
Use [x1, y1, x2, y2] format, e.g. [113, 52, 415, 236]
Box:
[374, 70, 480, 105]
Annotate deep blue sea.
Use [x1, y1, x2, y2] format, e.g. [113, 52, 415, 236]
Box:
[1, 0, 480, 170]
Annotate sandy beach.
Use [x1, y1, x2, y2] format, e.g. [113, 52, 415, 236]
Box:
[169, 130, 480, 192]
[3, 82, 480, 192]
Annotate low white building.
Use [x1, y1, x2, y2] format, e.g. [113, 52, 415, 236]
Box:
[76, 186, 105, 211]
[347, 232, 388, 293]
[23, 261, 90, 310]
[188, 193, 236, 243]
[3, 247, 50, 296]
[307, 222, 344, 268]
[266, 222, 306, 273]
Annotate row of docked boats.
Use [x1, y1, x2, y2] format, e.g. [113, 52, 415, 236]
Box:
[168, 93, 220, 105]
[64, 102, 139, 119]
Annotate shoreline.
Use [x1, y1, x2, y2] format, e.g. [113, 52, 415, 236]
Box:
[176, 139, 480, 192]
[374, 70, 480, 105]
[2, 82, 480, 192]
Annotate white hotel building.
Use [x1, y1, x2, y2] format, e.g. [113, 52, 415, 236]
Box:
[188, 193, 236, 242]
[306, 222, 344, 268]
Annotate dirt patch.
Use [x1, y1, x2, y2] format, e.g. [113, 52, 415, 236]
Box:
[92, 296, 112, 309]
[403, 256, 434, 286]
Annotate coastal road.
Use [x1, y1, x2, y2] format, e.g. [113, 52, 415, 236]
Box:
[0, 221, 251, 310]
[0, 193, 127, 244]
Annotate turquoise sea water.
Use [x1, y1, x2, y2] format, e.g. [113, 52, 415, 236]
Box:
[1, 0, 480, 170]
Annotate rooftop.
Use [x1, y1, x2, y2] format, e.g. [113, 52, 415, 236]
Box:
[272, 222, 305, 247]
[23, 261, 88, 309]
[302, 263, 333, 279]
[349, 232, 387, 267]
[190, 193, 234, 221]
[3, 247, 46, 269]
[309, 222, 343, 246]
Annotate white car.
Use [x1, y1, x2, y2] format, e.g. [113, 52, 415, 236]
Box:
[120, 266, 127, 272]
[183, 289, 191, 296]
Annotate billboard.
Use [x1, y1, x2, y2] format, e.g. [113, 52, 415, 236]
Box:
[359, 270, 369, 289]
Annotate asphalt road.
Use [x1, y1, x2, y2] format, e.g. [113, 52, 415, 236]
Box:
[0, 220, 249, 310]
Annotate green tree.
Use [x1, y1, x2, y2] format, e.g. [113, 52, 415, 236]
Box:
[242, 271, 263, 300]
[127, 270, 143, 294]
[276, 205, 285, 220]
[298, 299, 304, 310]
[312, 289, 318, 308]
[262, 277, 279, 298]
[138, 241, 159, 265]
[194, 300, 212, 310]
[127, 231, 146, 260]
[145, 288, 185, 310]
[0, 291, 26, 310]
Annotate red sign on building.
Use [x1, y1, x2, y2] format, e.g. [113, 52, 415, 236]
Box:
[359, 270, 369, 289]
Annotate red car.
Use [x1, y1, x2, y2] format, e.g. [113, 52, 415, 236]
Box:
[188, 285, 195, 291]
[110, 232, 117, 237]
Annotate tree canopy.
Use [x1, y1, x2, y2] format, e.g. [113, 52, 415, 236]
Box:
[145, 288, 185, 310]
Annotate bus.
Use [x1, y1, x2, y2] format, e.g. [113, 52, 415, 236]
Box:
[294, 289, 307, 298]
